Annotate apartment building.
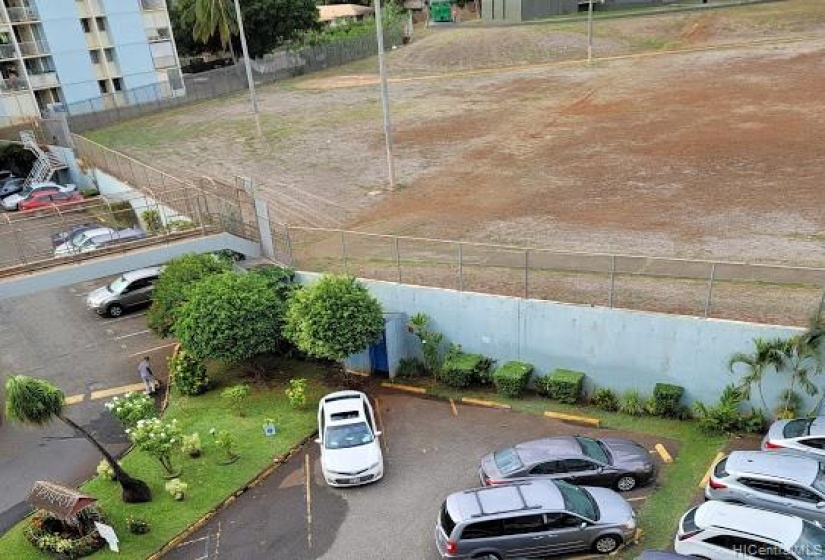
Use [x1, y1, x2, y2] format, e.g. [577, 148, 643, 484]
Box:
[0, 0, 184, 125]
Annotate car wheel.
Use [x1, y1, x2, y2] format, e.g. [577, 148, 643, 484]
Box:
[107, 304, 123, 318]
[593, 535, 621, 554]
[616, 475, 637, 492]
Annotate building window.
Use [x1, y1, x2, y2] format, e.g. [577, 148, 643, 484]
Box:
[96, 17, 106, 32]
[80, 18, 91, 33]
[89, 50, 100, 64]
[112, 77, 123, 91]
[104, 48, 115, 62]
[98, 79, 108, 94]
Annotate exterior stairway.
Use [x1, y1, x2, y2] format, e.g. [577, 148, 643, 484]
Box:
[20, 130, 67, 188]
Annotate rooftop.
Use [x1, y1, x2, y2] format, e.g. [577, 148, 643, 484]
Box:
[317, 4, 374, 22]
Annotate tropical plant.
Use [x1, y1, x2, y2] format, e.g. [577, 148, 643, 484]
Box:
[127, 418, 182, 477]
[775, 388, 804, 420]
[5, 375, 151, 503]
[165, 478, 189, 501]
[221, 384, 251, 416]
[126, 515, 150, 535]
[104, 392, 156, 429]
[211, 428, 239, 464]
[618, 389, 647, 416]
[181, 433, 203, 458]
[407, 313, 446, 375]
[186, 0, 237, 49]
[774, 334, 821, 418]
[284, 275, 384, 365]
[141, 209, 163, 234]
[693, 384, 763, 434]
[590, 387, 619, 412]
[285, 378, 308, 409]
[168, 349, 210, 396]
[395, 357, 427, 378]
[729, 337, 784, 416]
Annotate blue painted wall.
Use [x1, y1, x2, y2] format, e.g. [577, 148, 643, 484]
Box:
[102, 0, 158, 91]
[299, 273, 805, 410]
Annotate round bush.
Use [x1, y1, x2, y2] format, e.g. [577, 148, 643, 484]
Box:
[169, 349, 209, 396]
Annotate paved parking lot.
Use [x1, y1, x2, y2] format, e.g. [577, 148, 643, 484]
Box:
[0, 274, 174, 532]
[166, 392, 675, 560]
[0, 206, 99, 268]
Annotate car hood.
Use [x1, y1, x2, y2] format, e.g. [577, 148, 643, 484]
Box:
[602, 438, 654, 470]
[54, 241, 77, 255]
[584, 486, 635, 526]
[479, 452, 503, 480]
[86, 286, 112, 305]
[322, 442, 382, 474]
[2, 193, 22, 206]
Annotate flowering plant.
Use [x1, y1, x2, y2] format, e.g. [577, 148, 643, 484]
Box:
[210, 428, 239, 464]
[104, 392, 155, 428]
[127, 418, 182, 476]
[165, 478, 189, 501]
[96, 459, 116, 481]
[284, 378, 307, 409]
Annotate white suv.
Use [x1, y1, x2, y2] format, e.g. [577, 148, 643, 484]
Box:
[675, 501, 825, 560]
[316, 390, 383, 487]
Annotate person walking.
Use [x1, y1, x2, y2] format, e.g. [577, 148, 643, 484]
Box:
[138, 356, 159, 395]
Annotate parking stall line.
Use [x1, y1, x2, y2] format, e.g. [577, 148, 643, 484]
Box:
[128, 343, 177, 358]
[112, 329, 151, 341]
[699, 452, 725, 488]
[449, 398, 458, 417]
[626, 496, 648, 502]
[304, 453, 312, 550]
[89, 383, 146, 401]
[105, 312, 147, 323]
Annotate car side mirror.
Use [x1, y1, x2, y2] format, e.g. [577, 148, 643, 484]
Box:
[314, 438, 321, 444]
[579, 522, 588, 530]
[374, 431, 382, 437]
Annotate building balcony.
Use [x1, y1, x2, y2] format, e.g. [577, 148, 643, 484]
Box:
[17, 40, 49, 57]
[152, 55, 177, 70]
[0, 76, 29, 92]
[6, 6, 39, 23]
[0, 43, 17, 60]
[27, 71, 57, 89]
[141, 0, 167, 10]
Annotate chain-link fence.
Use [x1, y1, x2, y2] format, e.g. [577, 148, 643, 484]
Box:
[63, 22, 406, 133]
[277, 226, 825, 327]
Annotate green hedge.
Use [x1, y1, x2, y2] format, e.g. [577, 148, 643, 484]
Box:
[536, 369, 585, 404]
[493, 361, 534, 398]
[438, 353, 493, 388]
[650, 383, 685, 417]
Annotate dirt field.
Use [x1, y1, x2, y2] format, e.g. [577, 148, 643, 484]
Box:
[88, 1, 825, 268]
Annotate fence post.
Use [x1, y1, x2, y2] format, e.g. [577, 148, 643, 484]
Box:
[608, 254, 616, 308]
[340, 230, 348, 273]
[395, 235, 401, 283]
[284, 224, 294, 266]
[705, 263, 717, 318]
[457, 242, 463, 291]
[524, 249, 529, 299]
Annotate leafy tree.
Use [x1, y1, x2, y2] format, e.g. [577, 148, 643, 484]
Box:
[729, 337, 784, 416]
[173, 271, 286, 364]
[5, 375, 152, 503]
[240, 0, 320, 58]
[170, 0, 226, 56]
[188, 0, 237, 51]
[775, 333, 821, 418]
[147, 253, 232, 338]
[284, 275, 384, 362]
[0, 142, 35, 176]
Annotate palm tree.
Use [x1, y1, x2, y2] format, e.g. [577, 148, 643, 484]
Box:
[5, 376, 152, 503]
[775, 334, 821, 418]
[186, 0, 238, 54]
[729, 337, 783, 416]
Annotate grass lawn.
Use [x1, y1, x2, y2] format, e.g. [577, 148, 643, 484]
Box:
[412, 381, 728, 555]
[0, 356, 336, 560]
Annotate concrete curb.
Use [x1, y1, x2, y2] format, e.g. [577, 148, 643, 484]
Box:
[380, 382, 427, 394]
[461, 397, 511, 409]
[655, 443, 673, 464]
[698, 451, 724, 488]
[543, 411, 601, 428]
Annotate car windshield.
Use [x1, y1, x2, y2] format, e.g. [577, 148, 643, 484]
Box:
[576, 436, 610, 464]
[71, 231, 94, 248]
[107, 276, 129, 293]
[493, 447, 524, 475]
[556, 480, 598, 521]
[792, 520, 825, 560]
[324, 422, 373, 449]
[784, 419, 814, 438]
[812, 463, 825, 495]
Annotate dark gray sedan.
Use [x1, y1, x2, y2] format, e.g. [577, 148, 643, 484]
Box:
[479, 436, 657, 492]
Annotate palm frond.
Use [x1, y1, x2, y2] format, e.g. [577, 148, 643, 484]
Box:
[4, 375, 64, 426]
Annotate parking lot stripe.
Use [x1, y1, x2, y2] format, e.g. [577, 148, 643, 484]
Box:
[655, 443, 673, 464]
[304, 453, 312, 550]
[106, 312, 147, 323]
[113, 329, 151, 341]
[128, 343, 177, 358]
[461, 397, 511, 409]
[64, 394, 85, 405]
[627, 496, 648, 502]
[449, 398, 458, 416]
[89, 383, 146, 400]
[699, 451, 724, 488]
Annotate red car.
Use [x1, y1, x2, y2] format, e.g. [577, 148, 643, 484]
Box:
[18, 190, 84, 212]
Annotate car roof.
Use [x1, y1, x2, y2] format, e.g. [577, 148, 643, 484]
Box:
[727, 451, 819, 485]
[78, 227, 114, 238]
[694, 501, 803, 548]
[121, 266, 164, 281]
[808, 417, 825, 436]
[90, 228, 144, 243]
[321, 390, 367, 419]
[448, 480, 563, 522]
[515, 437, 582, 465]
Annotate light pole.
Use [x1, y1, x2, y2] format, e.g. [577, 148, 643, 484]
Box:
[233, 0, 262, 137]
[587, 0, 594, 63]
[373, 0, 396, 189]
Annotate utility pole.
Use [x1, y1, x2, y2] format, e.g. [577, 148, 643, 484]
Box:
[587, 0, 594, 63]
[373, 0, 396, 189]
[233, 0, 262, 137]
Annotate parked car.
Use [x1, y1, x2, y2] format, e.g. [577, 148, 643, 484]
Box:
[56, 227, 145, 256]
[762, 416, 825, 458]
[51, 222, 102, 248]
[316, 390, 383, 487]
[2, 182, 75, 211]
[18, 190, 83, 212]
[479, 436, 657, 492]
[637, 551, 696, 560]
[435, 479, 637, 559]
[0, 177, 25, 198]
[675, 501, 825, 560]
[85, 266, 164, 317]
[53, 226, 119, 257]
[0, 169, 13, 182]
[706, 451, 825, 523]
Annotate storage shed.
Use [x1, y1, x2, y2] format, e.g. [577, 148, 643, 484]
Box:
[481, 0, 579, 23]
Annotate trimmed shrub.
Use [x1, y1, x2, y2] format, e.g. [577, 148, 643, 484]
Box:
[649, 383, 685, 417]
[590, 387, 619, 412]
[221, 384, 251, 416]
[536, 369, 585, 404]
[396, 357, 427, 378]
[693, 384, 765, 434]
[168, 349, 209, 396]
[492, 361, 534, 398]
[438, 352, 493, 388]
[619, 389, 647, 416]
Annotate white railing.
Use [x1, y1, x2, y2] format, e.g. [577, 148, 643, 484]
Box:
[0, 77, 28, 91]
[17, 40, 49, 57]
[6, 6, 39, 22]
[27, 71, 57, 89]
[0, 43, 16, 59]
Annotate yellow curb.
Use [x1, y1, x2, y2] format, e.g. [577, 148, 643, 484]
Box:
[655, 443, 673, 464]
[89, 383, 146, 401]
[543, 411, 600, 428]
[64, 394, 85, 405]
[699, 451, 724, 488]
[380, 382, 427, 394]
[346, 369, 371, 377]
[461, 397, 511, 409]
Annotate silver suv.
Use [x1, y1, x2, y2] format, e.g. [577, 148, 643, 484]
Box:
[86, 266, 163, 317]
[706, 451, 825, 523]
[435, 479, 636, 559]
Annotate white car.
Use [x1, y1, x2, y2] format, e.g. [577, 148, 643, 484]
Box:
[762, 416, 825, 458]
[316, 390, 384, 487]
[2, 182, 75, 211]
[54, 227, 117, 256]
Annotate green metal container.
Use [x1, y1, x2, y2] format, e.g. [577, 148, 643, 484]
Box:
[429, 0, 454, 23]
